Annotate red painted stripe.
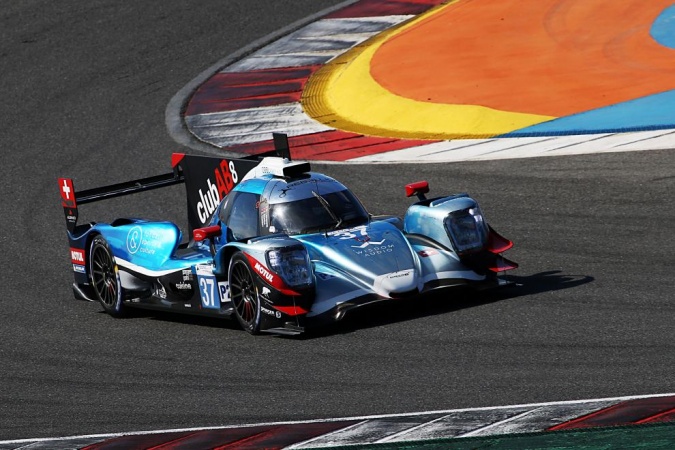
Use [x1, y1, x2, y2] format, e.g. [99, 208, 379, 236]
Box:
[82, 431, 194, 449]
[488, 256, 518, 273]
[243, 253, 301, 296]
[171, 152, 185, 168]
[82, 421, 359, 449]
[549, 396, 675, 431]
[308, 137, 434, 161]
[273, 305, 309, 316]
[219, 130, 366, 156]
[207, 67, 319, 86]
[636, 407, 675, 424]
[212, 422, 360, 450]
[196, 81, 306, 101]
[186, 67, 321, 115]
[486, 228, 514, 254]
[188, 94, 304, 114]
[225, 131, 437, 161]
[327, 0, 445, 19]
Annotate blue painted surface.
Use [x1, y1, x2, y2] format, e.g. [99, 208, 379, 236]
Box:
[652, 5, 675, 49]
[502, 90, 675, 137]
[235, 177, 269, 194]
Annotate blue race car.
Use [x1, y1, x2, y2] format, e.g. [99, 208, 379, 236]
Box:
[59, 134, 517, 335]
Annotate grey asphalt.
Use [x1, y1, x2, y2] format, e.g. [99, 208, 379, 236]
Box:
[1, 0, 674, 441]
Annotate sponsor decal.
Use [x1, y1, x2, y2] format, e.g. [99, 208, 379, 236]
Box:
[329, 225, 388, 249]
[329, 224, 394, 254]
[198, 277, 230, 309]
[218, 281, 230, 303]
[351, 238, 386, 249]
[175, 282, 192, 290]
[261, 305, 277, 317]
[70, 248, 85, 264]
[126, 226, 164, 256]
[73, 264, 86, 273]
[328, 225, 368, 239]
[197, 178, 220, 224]
[254, 262, 275, 284]
[182, 269, 193, 281]
[259, 197, 269, 228]
[126, 226, 142, 255]
[388, 271, 411, 279]
[196, 160, 240, 224]
[286, 178, 334, 189]
[194, 264, 214, 275]
[244, 254, 300, 296]
[353, 244, 395, 257]
[418, 249, 439, 257]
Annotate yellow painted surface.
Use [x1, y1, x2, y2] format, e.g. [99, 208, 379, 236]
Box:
[302, 2, 553, 139]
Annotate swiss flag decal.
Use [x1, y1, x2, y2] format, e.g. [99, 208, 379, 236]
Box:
[59, 178, 77, 208]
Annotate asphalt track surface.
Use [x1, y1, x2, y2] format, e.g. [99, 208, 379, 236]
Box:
[1, 0, 674, 442]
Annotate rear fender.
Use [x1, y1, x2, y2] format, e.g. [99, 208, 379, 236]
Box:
[95, 221, 183, 271]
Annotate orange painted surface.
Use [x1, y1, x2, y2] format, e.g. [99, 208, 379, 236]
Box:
[370, 0, 675, 118]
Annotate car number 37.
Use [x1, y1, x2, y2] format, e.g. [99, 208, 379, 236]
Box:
[198, 274, 230, 309]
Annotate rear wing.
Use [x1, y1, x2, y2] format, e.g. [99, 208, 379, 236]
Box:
[59, 133, 292, 234]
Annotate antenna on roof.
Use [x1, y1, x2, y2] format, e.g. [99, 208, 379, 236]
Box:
[273, 133, 291, 161]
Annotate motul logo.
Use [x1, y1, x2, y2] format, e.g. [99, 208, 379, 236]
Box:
[70, 248, 85, 264]
[254, 262, 274, 283]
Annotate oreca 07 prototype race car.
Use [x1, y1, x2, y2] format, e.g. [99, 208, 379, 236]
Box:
[59, 134, 517, 335]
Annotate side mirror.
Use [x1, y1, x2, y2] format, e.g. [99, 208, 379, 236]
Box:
[405, 181, 430, 200]
[193, 225, 221, 242]
[193, 225, 221, 257]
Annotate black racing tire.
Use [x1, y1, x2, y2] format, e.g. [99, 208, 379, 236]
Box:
[89, 235, 125, 317]
[228, 252, 261, 335]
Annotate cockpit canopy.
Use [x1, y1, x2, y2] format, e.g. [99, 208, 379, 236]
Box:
[217, 173, 369, 240]
[262, 174, 369, 236]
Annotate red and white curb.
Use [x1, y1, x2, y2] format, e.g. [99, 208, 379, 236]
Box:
[181, 0, 448, 161]
[177, 0, 675, 162]
[2, 393, 674, 449]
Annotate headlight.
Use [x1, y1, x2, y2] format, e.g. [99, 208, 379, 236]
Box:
[444, 206, 489, 254]
[266, 246, 312, 287]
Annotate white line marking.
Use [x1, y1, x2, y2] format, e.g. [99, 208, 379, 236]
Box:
[348, 130, 675, 163]
[115, 258, 185, 277]
[457, 408, 543, 438]
[2, 393, 674, 446]
[374, 414, 454, 443]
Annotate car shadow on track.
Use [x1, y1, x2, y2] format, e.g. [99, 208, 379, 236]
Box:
[105, 270, 593, 338]
[302, 270, 594, 339]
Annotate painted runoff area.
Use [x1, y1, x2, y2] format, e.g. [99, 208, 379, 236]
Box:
[180, 0, 675, 161]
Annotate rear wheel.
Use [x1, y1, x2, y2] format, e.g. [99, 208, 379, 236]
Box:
[228, 253, 261, 334]
[89, 235, 125, 317]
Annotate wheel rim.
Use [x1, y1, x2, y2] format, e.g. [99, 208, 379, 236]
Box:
[92, 245, 118, 306]
[230, 260, 258, 326]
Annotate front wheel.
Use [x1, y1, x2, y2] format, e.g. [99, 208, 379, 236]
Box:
[228, 253, 261, 334]
[89, 235, 125, 317]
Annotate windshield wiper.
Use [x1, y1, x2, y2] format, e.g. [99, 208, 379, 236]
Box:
[312, 191, 342, 229]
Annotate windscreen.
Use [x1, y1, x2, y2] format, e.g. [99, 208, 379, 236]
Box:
[265, 189, 368, 235]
